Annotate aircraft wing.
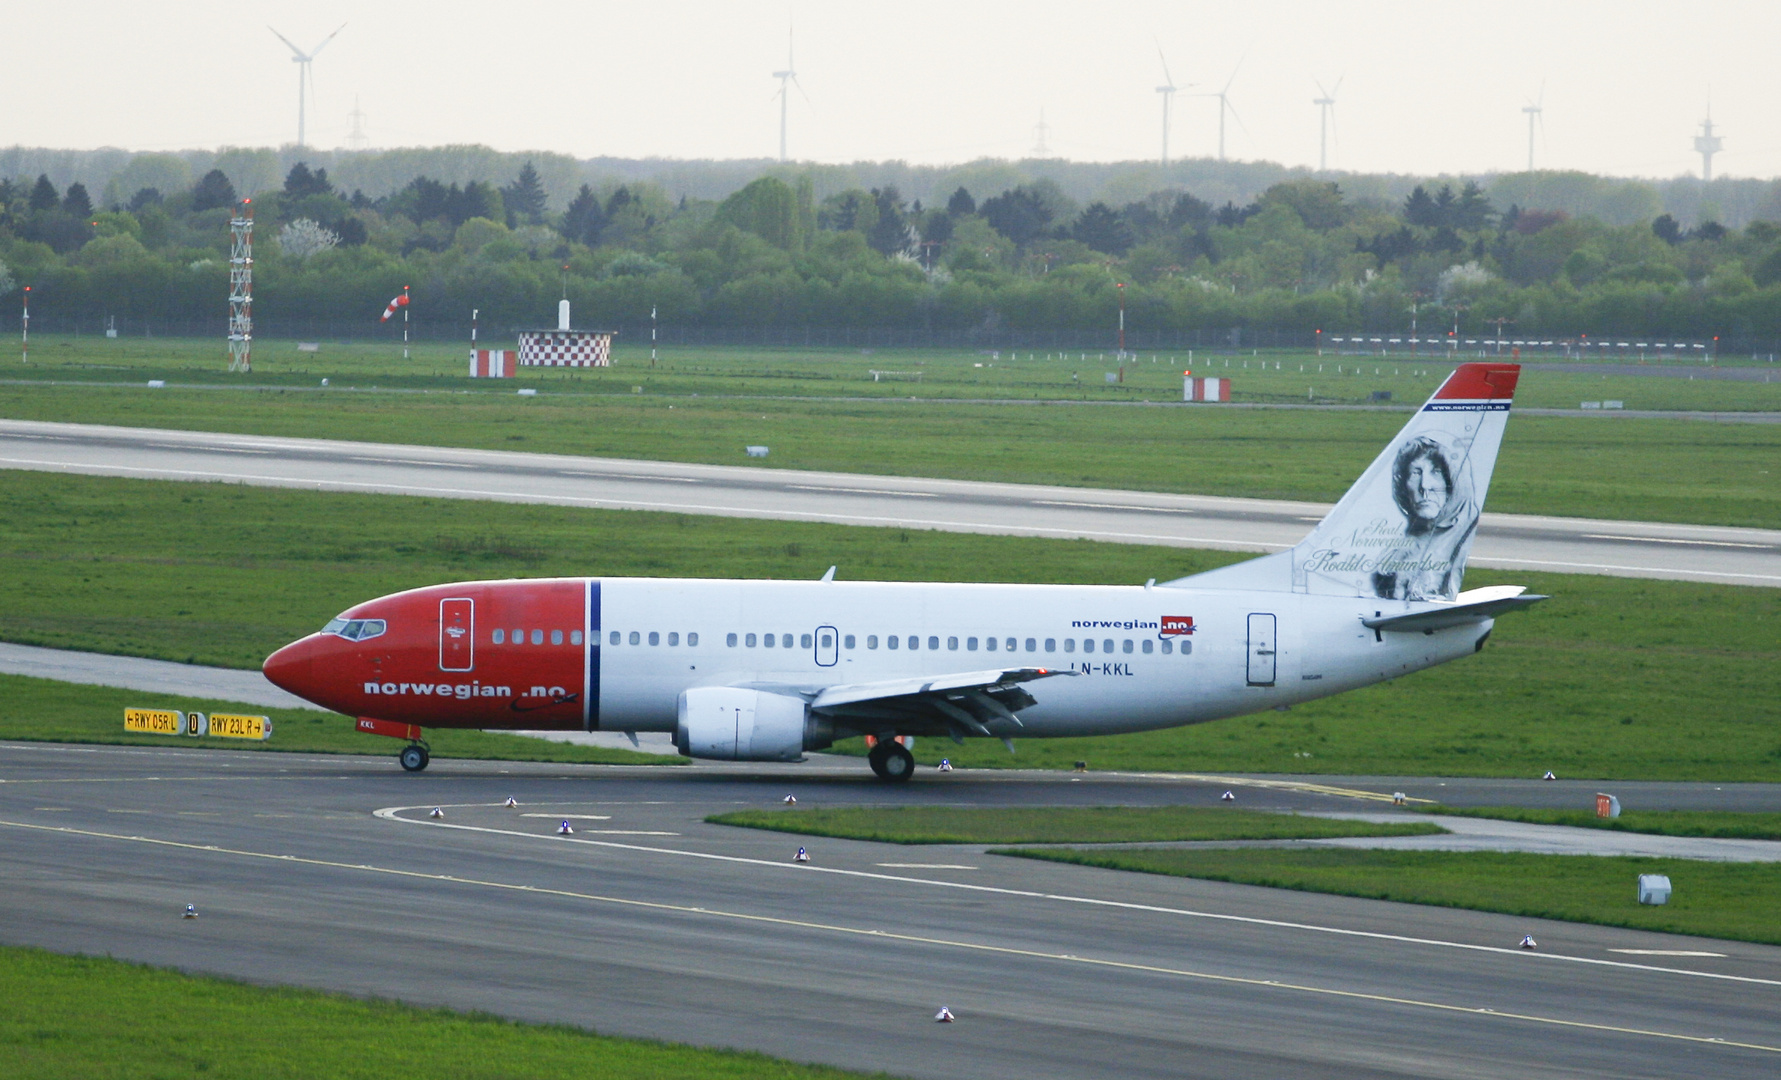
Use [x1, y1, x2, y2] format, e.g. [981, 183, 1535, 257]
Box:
[1361, 585, 1549, 633]
[809, 666, 1078, 739]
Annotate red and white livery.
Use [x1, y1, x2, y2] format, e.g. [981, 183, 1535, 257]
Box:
[265, 364, 1542, 780]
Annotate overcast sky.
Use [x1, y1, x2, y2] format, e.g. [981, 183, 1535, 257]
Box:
[10, 1, 1778, 179]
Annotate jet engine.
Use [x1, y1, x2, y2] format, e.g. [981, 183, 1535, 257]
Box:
[674, 687, 833, 761]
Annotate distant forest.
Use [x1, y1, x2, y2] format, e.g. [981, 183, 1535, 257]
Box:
[5, 145, 1781, 343]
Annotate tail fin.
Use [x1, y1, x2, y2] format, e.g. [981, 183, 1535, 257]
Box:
[1169, 363, 1519, 599]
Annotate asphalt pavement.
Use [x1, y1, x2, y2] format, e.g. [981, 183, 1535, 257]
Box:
[2, 741, 1777, 1080]
[2, 419, 1776, 586]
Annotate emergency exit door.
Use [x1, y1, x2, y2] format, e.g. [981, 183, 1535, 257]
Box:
[1246, 613, 1276, 686]
[440, 598, 474, 672]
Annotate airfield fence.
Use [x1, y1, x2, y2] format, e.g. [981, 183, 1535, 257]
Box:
[5, 313, 1779, 360]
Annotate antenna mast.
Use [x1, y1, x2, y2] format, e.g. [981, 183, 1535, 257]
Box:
[1695, 109, 1723, 182]
[228, 200, 254, 373]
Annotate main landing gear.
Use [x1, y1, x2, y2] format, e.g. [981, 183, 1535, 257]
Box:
[868, 738, 915, 783]
[399, 743, 431, 772]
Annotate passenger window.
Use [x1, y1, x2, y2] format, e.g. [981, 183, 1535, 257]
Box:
[820, 633, 832, 648]
[1025, 638, 1036, 652]
[532, 629, 545, 645]
[648, 631, 660, 646]
[551, 630, 564, 646]
[1103, 639, 1114, 653]
[571, 630, 583, 645]
[843, 635, 855, 649]
[1161, 639, 1173, 654]
[1063, 639, 1075, 653]
[492, 629, 505, 644]
[928, 636, 939, 650]
[985, 637, 997, 652]
[801, 634, 813, 649]
[1005, 638, 1016, 652]
[906, 636, 919, 650]
[1141, 639, 1153, 654]
[948, 636, 958, 650]
[783, 634, 794, 648]
[513, 628, 524, 644]
[763, 633, 775, 648]
[728, 633, 738, 647]
[688, 633, 699, 646]
[966, 637, 978, 651]
[610, 631, 620, 646]
[1045, 638, 1056, 652]
[746, 633, 757, 647]
[668, 632, 679, 646]
[1083, 639, 1095, 654]
[888, 635, 899, 650]
[1180, 640, 1193, 655]
[867, 635, 879, 649]
[1122, 639, 1133, 654]
[628, 631, 640, 645]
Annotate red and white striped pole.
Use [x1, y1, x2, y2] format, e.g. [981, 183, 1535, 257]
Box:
[402, 284, 410, 360]
[20, 285, 28, 364]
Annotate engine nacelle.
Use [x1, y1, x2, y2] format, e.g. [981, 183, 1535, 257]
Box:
[674, 687, 831, 761]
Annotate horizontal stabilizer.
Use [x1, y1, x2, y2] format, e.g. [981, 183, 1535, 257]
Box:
[1361, 585, 1547, 633]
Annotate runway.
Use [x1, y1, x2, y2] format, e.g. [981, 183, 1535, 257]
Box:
[2, 419, 1776, 586]
[2, 741, 1777, 1080]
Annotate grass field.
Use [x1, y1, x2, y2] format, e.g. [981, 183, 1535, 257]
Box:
[4, 338, 1778, 529]
[2, 471, 1776, 780]
[10, 334, 1781, 408]
[1424, 806, 1781, 841]
[997, 847, 1781, 946]
[706, 806, 1446, 844]
[0, 674, 673, 765]
[0, 945, 877, 1080]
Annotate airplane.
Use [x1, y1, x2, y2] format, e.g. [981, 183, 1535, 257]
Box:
[263, 362, 1543, 781]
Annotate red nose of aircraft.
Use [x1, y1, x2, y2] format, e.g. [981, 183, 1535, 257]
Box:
[263, 636, 326, 708]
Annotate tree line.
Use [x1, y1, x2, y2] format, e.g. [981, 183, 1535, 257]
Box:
[4, 159, 1781, 342]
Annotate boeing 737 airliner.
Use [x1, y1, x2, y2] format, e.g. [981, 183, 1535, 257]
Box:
[263, 362, 1542, 780]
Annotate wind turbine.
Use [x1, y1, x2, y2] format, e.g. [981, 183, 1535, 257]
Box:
[771, 27, 808, 163]
[1521, 84, 1544, 172]
[1155, 45, 1181, 167]
[269, 24, 346, 150]
[1313, 76, 1341, 172]
[1196, 60, 1245, 162]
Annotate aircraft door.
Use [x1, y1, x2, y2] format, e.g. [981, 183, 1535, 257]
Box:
[1246, 612, 1276, 686]
[440, 598, 474, 672]
[815, 625, 839, 667]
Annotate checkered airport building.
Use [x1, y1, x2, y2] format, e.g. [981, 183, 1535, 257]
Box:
[518, 330, 615, 367]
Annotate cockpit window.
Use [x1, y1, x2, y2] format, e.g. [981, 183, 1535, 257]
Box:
[324, 617, 386, 642]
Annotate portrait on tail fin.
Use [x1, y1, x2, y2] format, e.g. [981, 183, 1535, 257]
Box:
[1369, 432, 1480, 599]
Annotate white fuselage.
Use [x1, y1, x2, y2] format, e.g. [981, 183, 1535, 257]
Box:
[595, 578, 1489, 737]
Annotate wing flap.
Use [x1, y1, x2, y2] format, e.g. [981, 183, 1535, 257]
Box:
[810, 666, 1076, 710]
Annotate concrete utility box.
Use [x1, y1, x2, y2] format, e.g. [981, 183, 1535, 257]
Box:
[1595, 793, 1622, 818]
[1638, 874, 1672, 905]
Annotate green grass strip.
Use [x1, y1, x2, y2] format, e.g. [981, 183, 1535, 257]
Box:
[1424, 806, 1781, 841]
[0, 674, 677, 766]
[997, 847, 1781, 946]
[707, 806, 1445, 844]
[0, 945, 879, 1080]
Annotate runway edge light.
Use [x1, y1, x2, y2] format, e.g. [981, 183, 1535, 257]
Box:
[1220, 790, 1236, 802]
[558, 820, 574, 834]
[1520, 935, 1537, 949]
[783, 794, 797, 804]
[183, 904, 197, 919]
[503, 796, 518, 808]
[935, 1006, 955, 1023]
[429, 807, 444, 819]
[794, 847, 810, 863]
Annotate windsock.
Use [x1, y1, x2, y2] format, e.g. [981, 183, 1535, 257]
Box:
[380, 292, 410, 322]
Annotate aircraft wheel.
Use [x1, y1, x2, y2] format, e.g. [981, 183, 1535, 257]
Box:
[399, 744, 430, 772]
[868, 739, 915, 783]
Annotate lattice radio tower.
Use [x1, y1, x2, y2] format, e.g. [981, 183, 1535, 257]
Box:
[228, 199, 254, 372]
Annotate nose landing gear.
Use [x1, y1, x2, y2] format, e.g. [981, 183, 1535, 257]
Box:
[398, 743, 431, 772]
[867, 737, 915, 782]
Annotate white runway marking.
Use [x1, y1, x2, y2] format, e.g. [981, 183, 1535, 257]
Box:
[3, 814, 1775, 1056]
[1611, 949, 1728, 957]
[876, 863, 978, 869]
[520, 813, 612, 819]
[371, 804, 1781, 989]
